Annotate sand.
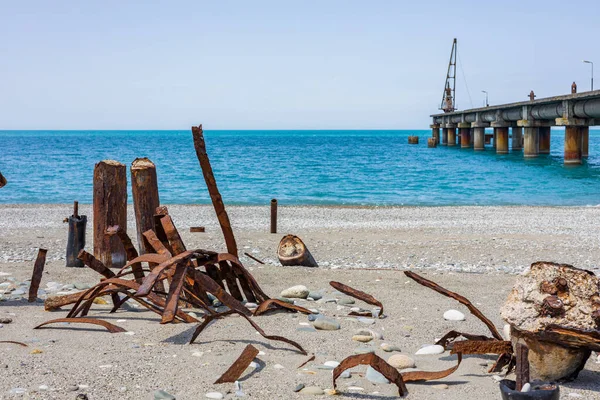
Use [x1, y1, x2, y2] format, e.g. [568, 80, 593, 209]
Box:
[1, 204, 600, 399]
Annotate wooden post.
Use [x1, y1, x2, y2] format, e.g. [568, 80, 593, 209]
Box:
[270, 199, 277, 234]
[93, 160, 127, 268]
[131, 158, 160, 254]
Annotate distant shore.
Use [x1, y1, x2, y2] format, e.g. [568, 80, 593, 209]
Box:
[1, 204, 599, 274]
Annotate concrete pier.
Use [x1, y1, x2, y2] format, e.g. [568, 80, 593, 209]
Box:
[494, 127, 509, 154]
[473, 126, 485, 151]
[459, 123, 471, 148]
[538, 126, 551, 154]
[564, 126, 582, 164]
[523, 127, 539, 158]
[431, 124, 440, 144]
[447, 124, 457, 147]
[432, 89, 600, 164]
[512, 127, 523, 151]
[441, 127, 448, 146]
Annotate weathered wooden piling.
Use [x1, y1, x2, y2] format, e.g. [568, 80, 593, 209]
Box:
[446, 125, 457, 147]
[66, 201, 87, 268]
[131, 157, 160, 254]
[270, 199, 278, 233]
[538, 126, 551, 154]
[427, 137, 437, 148]
[93, 160, 127, 268]
[564, 126, 582, 164]
[408, 136, 419, 144]
[495, 127, 509, 154]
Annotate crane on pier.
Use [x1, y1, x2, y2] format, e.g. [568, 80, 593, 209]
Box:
[440, 38, 457, 113]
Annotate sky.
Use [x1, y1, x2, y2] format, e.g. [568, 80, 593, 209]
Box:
[0, 1, 598, 130]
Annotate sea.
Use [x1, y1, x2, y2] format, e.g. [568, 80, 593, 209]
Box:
[1, 129, 600, 206]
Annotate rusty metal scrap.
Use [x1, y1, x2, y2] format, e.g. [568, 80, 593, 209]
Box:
[214, 344, 260, 384]
[329, 281, 384, 317]
[404, 271, 503, 340]
[253, 298, 312, 316]
[435, 330, 494, 348]
[0, 341, 28, 347]
[402, 352, 463, 383]
[450, 340, 513, 355]
[28, 248, 47, 303]
[106, 225, 145, 282]
[333, 353, 408, 396]
[515, 343, 530, 391]
[35, 318, 127, 333]
[192, 125, 238, 257]
[244, 252, 265, 265]
[297, 354, 315, 369]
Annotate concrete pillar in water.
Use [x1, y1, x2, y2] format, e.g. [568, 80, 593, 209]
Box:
[564, 125, 582, 165]
[581, 126, 589, 158]
[512, 127, 523, 151]
[494, 127, 509, 154]
[523, 127, 539, 158]
[441, 128, 448, 146]
[458, 123, 471, 148]
[472, 125, 486, 151]
[538, 126, 551, 154]
[446, 124, 457, 147]
[430, 124, 441, 144]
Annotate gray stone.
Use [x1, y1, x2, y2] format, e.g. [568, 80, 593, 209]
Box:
[380, 343, 401, 352]
[276, 297, 295, 304]
[357, 317, 375, 325]
[294, 383, 305, 392]
[0, 317, 12, 324]
[337, 297, 355, 305]
[205, 392, 224, 399]
[297, 327, 317, 333]
[299, 386, 324, 395]
[280, 285, 309, 299]
[366, 366, 389, 384]
[308, 291, 322, 301]
[312, 316, 340, 331]
[74, 282, 91, 290]
[154, 390, 176, 400]
[354, 346, 375, 355]
[307, 314, 317, 322]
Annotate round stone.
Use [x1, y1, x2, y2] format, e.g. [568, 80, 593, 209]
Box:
[443, 309, 465, 321]
[380, 343, 401, 352]
[205, 392, 224, 399]
[299, 386, 324, 395]
[352, 335, 373, 343]
[312, 316, 340, 330]
[366, 366, 389, 384]
[388, 354, 416, 369]
[308, 291, 322, 301]
[415, 345, 444, 355]
[280, 285, 309, 299]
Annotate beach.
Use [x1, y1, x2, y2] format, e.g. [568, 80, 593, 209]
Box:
[1, 205, 600, 399]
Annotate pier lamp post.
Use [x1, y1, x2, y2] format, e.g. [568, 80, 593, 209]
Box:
[583, 60, 594, 91]
[482, 90, 489, 107]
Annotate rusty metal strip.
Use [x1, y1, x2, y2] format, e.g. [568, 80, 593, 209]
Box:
[489, 352, 514, 373]
[214, 344, 260, 384]
[404, 271, 503, 340]
[106, 225, 145, 282]
[244, 252, 265, 264]
[329, 281, 384, 316]
[348, 310, 372, 317]
[159, 215, 187, 255]
[118, 253, 170, 273]
[218, 260, 244, 301]
[142, 230, 172, 257]
[161, 262, 188, 324]
[188, 268, 252, 317]
[436, 330, 494, 348]
[333, 353, 407, 396]
[254, 299, 312, 316]
[192, 125, 238, 257]
[78, 250, 116, 279]
[229, 260, 269, 303]
[515, 343, 529, 391]
[0, 341, 28, 347]
[136, 251, 194, 296]
[28, 248, 47, 302]
[153, 206, 172, 252]
[297, 354, 315, 369]
[450, 340, 513, 355]
[402, 352, 462, 383]
[34, 318, 126, 333]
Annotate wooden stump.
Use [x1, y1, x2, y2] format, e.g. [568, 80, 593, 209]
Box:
[131, 158, 160, 254]
[408, 136, 419, 144]
[278, 235, 318, 267]
[0, 171, 6, 188]
[427, 137, 437, 148]
[93, 160, 127, 268]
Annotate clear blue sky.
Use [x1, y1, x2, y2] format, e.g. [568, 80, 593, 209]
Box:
[1, 1, 597, 130]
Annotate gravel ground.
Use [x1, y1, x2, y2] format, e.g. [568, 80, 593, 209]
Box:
[1, 204, 600, 399]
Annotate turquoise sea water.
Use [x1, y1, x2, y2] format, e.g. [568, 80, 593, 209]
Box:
[1, 129, 600, 206]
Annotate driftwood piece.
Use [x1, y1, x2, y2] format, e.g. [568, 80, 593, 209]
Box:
[330, 281, 383, 316]
[93, 160, 127, 268]
[28, 248, 47, 302]
[131, 158, 160, 255]
[0, 171, 6, 188]
[214, 344, 260, 384]
[66, 201, 86, 268]
[405, 271, 503, 340]
[192, 125, 238, 257]
[277, 235, 318, 268]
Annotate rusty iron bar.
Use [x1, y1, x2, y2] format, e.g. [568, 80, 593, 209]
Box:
[190, 226, 205, 233]
[330, 281, 383, 317]
[244, 252, 265, 265]
[270, 198, 277, 233]
[214, 344, 260, 384]
[515, 343, 530, 391]
[35, 317, 127, 333]
[28, 248, 47, 302]
[66, 202, 86, 268]
[333, 353, 408, 396]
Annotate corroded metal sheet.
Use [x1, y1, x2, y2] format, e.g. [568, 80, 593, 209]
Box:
[214, 344, 260, 384]
[34, 318, 126, 333]
[333, 353, 407, 396]
[329, 281, 383, 316]
[28, 248, 47, 302]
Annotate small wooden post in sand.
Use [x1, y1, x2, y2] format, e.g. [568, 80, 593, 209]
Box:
[93, 160, 127, 268]
[131, 157, 160, 254]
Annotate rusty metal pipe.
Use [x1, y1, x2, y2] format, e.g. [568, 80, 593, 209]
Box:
[270, 199, 277, 234]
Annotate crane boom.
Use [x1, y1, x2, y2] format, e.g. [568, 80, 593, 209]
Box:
[440, 38, 457, 113]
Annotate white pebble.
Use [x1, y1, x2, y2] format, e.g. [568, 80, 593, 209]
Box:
[415, 345, 444, 355]
[205, 392, 224, 399]
[443, 309, 465, 321]
[521, 383, 531, 392]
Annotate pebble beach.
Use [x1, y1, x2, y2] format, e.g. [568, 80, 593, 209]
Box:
[2, 204, 600, 399]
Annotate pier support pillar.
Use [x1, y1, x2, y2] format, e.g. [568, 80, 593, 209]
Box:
[446, 124, 457, 147]
[564, 126, 582, 165]
[473, 127, 485, 151]
[523, 127, 539, 158]
[441, 128, 448, 146]
[512, 127, 523, 151]
[494, 127, 509, 154]
[581, 126, 589, 158]
[458, 123, 471, 148]
[430, 124, 440, 145]
[538, 127, 551, 154]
